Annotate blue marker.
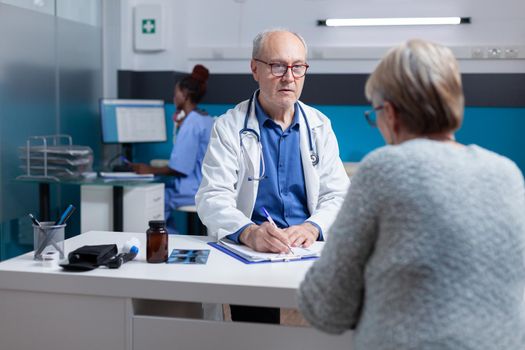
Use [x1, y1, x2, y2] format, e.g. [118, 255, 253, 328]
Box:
[261, 207, 294, 255]
[55, 204, 76, 225]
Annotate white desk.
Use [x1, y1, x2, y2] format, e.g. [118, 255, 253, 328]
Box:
[0, 231, 352, 350]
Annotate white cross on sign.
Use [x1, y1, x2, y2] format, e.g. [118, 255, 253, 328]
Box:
[142, 19, 156, 34]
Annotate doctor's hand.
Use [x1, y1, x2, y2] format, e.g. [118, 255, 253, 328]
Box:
[239, 222, 292, 253]
[284, 222, 319, 248]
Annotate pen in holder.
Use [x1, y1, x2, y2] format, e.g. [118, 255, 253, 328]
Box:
[33, 222, 65, 260]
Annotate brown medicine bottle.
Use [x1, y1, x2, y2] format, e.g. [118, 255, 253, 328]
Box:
[146, 220, 168, 263]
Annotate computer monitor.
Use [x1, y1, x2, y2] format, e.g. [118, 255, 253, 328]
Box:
[100, 99, 167, 143]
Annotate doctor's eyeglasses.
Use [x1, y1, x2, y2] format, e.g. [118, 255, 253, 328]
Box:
[364, 105, 384, 127]
[254, 58, 309, 78]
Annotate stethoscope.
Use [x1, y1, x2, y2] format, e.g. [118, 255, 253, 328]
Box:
[239, 92, 319, 181]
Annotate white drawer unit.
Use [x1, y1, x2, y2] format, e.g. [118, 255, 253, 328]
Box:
[132, 314, 353, 350]
[81, 183, 164, 233]
[123, 184, 164, 233]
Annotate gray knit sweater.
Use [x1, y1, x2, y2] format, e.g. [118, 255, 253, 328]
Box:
[298, 139, 525, 350]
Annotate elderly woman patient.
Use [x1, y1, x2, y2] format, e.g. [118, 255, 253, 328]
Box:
[298, 39, 525, 349]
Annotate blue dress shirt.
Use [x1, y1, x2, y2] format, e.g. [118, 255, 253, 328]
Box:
[227, 98, 322, 243]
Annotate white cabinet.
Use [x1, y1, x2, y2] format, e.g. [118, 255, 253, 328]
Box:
[81, 184, 164, 233]
[123, 183, 164, 233]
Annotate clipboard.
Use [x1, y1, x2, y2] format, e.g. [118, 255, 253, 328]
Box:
[208, 239, 323, 264]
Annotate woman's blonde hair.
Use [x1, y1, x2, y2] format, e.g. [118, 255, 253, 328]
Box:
[365, 39, 464, 134]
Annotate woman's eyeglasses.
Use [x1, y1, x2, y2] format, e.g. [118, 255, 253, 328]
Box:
[364, 105, 384, 127]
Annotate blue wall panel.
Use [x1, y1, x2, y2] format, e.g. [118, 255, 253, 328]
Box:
[132, 103, 525, 235]
[457, 107, 525, 171]
[134, 104, 525, 173]
[317, 105, 525, 171]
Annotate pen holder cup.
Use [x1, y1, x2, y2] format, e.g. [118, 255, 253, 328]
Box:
[33, 222, 65, 261]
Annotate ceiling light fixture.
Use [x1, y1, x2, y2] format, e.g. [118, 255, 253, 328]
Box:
[318, 17, 471, 27]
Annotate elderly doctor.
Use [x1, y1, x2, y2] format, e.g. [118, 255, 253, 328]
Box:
[196, 28, 349, 257]
[197, 28, 349, 324]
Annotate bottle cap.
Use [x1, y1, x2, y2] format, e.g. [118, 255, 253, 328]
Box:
[148, 220, 166, 229]
[42, 251, 60, 268]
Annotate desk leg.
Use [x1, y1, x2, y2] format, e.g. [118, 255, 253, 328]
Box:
[39, 183, 50, 221]
[113, 186, 123, 232]
[187, 213, 207, 236]
[199, 220, 207, 236]
[187, 214, 195, 236]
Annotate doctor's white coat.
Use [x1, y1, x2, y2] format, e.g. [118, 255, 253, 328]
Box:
[195, 97, 350, 240]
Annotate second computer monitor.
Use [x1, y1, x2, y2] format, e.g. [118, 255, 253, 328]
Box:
[100, 99, 167, 143]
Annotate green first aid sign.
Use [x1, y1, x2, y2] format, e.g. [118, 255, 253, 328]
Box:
[142, 19, 156, 34]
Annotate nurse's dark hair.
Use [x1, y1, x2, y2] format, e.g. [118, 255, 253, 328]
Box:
[177, 64, 209, 104]
[252, 28, 308, 58]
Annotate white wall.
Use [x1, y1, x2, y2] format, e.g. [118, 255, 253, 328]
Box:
[119, 0, 188, 71]
[112, 0, 525, 76]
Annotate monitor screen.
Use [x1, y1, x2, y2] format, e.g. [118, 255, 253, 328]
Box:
[100, 99, 167, 143]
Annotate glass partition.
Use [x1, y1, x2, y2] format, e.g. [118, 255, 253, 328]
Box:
[0, 0, 55, 15]
[0, 1, 102, 260]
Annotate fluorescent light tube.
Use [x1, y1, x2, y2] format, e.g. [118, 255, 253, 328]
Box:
[318, 17, 470, 27]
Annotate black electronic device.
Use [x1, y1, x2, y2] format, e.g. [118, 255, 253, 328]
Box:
[112, 164, 133, 172]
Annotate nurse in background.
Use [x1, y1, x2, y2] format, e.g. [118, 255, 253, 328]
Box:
[132, 65, 214, 234]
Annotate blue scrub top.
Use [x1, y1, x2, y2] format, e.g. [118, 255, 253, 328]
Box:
[166, 110, 214, 209]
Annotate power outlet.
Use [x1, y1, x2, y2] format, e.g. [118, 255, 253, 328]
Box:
[212, 49, 224, 59]
[471, 47, 484, 59]
[504, 48, 519, 59]
[311, 49, 324, 59]
[487, 48, 503, 59]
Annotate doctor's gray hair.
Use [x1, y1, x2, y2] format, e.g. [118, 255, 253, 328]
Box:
[365, 39, 464, 135]
[252, 28, 308, 59]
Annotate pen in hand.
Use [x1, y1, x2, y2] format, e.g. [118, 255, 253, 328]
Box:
[120, 155, 131, 165]
[261, 207, 295, 255]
